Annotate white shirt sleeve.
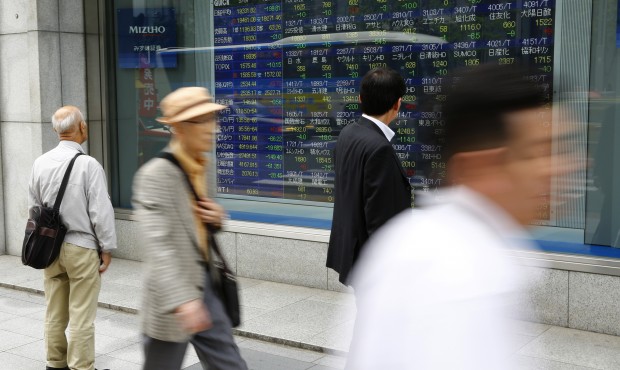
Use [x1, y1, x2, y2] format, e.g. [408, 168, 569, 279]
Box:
[86, 160, 117, 251]
[28, 164, 41, 209]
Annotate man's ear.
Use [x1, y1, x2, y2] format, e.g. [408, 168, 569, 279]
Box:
[393, 98, 402, 112]
[447, 147, 507, 184]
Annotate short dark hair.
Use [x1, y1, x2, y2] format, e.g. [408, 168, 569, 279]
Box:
[360, 67, 406, 116]
[442, 64, 547, 159]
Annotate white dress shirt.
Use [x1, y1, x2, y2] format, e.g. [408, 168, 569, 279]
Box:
[28, 140, 117, 251]
[347, 186, 533, 370]
[362, 113, 395, 142]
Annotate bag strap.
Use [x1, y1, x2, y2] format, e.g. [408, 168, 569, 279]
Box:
[53, 152, 84, 211]
[158, 152, 232, 273]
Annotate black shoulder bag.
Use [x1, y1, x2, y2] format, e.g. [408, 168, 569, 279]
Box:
[22, 152, 83, 269]
[159, 152, 241, 327]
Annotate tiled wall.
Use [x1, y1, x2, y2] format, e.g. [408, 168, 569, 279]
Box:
[114, 219, 351, 292]
[114, 218, 620, 336]
[568, 272, 620, 336]
[515, 267, 569, 327]
[513, 266, 620, 337]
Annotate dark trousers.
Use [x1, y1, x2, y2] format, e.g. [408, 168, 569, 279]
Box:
[142, 274, 247, 370]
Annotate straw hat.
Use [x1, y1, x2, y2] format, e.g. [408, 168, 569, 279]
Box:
[156, 87, 226, 124]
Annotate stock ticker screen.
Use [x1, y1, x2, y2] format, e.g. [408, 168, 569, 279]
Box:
[212, 0, 555, 206]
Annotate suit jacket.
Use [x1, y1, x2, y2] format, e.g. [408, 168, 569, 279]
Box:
[327, 116, 412, 284]
[132, 155, 206, 343]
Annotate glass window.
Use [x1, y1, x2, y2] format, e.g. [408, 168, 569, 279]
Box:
[104, 0, 620, 263]
[109, 0, 209, 208]
[204, 0, 560, 229]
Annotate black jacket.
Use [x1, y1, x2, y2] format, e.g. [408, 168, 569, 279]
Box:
[327, 117, 412, 284]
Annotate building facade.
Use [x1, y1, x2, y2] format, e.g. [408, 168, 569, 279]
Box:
[3, 0, 620, 336]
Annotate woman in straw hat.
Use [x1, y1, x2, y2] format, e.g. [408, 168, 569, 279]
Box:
[133, 87, 247, 370]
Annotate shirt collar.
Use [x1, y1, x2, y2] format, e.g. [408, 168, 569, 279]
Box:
[420, 185, 531, 243]
[58, 140, 84, 153]
[362, 114, 395, 142]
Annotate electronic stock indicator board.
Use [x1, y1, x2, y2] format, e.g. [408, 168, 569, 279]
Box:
[212, 0, 555, 206]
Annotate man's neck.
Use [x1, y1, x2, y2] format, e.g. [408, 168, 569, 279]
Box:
[58, 130, 84, 144]
[58, 137, 84, 145]
[364, 113, 392, 126]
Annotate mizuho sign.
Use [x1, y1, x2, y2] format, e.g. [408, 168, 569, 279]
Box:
[129, 26, 167, 34]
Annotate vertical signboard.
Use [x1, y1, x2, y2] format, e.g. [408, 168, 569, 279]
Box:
[117, 7, 177, 68]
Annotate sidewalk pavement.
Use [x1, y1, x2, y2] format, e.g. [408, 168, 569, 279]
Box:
[0, 287, 347, 369]
[2, 255, 620, 369]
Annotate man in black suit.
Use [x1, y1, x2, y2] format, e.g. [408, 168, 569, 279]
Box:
[327, 67, 412, 285]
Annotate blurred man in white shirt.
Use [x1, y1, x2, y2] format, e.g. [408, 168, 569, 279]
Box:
[347, 64, 573, 370]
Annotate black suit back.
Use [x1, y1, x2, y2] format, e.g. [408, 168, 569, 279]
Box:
[327, 117, 412, 284]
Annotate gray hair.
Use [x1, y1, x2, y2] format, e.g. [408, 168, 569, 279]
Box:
[52, 106, 85, 134]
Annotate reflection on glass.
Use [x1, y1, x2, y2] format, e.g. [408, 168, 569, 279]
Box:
[585, 0, 620, 248]
[109, 0, 602, 236]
